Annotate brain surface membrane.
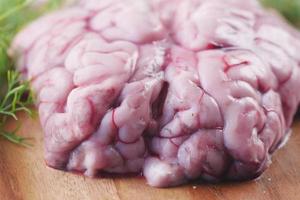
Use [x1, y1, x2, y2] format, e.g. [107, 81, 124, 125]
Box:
[11, 0, 300, 187]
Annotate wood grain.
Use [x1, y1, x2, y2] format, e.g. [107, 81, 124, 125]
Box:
[0, 113, 299, 200]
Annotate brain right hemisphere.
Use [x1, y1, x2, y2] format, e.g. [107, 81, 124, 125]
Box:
[11, 0, 300, 187]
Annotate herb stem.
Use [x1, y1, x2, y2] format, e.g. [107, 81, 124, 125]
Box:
[0, 0, 33, 22]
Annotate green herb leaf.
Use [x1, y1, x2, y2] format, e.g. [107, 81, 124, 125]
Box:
[261, 0, 300, 27]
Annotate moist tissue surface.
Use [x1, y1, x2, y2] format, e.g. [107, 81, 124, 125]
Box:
[11, 0, 300, 187]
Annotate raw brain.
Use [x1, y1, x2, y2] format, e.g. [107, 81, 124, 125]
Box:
[11, 0, 300, 187]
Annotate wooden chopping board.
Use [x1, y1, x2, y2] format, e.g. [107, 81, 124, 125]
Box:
[0, 112, 299, 200]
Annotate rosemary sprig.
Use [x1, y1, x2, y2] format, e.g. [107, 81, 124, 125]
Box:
[0, 71, 34, 146]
